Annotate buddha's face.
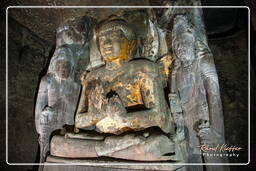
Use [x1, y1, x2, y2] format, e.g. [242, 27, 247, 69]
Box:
[55, 60, 71, 79]
[98, 30, 125, 62]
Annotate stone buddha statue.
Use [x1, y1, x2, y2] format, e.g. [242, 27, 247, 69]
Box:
[75, 19, 174, 135]
[49, 18, 185, 162]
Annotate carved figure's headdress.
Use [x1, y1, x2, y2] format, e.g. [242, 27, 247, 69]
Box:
[56, 25, 71, 34]
[56, 16, 94, 43]
[173, 15, 194, 35]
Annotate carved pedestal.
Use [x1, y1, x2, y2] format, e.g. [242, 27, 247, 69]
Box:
[43, 155, 186, 171]
[50, 134, 179, 161]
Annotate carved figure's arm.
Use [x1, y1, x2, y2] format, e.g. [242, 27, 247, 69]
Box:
[198, 42, 225, 144]
[35, 75, 48, 134]
[35, 75, 55, 163]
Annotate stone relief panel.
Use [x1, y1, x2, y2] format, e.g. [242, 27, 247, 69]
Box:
[34, 2, 228, 170]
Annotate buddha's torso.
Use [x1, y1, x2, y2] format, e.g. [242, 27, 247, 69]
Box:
[85, 60, 159, 112]
[77, 60, 172, 134]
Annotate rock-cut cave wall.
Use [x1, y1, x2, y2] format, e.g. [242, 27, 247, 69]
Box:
[1, 16, 52, 168]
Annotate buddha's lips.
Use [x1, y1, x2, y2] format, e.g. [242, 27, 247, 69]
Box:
[104, 50, 112, 55]
[103, 48, 113, 55]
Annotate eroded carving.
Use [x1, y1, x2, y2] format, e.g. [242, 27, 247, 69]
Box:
[35, 47, 80, 163]
[34, 3, 228, 170]
[48, 17, 183, 161]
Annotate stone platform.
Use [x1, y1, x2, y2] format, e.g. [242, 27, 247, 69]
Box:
[42, 155, 186, 171]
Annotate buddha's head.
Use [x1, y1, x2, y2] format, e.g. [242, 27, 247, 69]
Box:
[97, 18, 137, 69]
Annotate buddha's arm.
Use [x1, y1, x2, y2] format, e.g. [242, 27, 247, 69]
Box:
[75, 84, 105, 129]
[75, 111, 105, 129]
[35, 76, 48, 134]
[76, 85, 88, 114]
[75, 84, 91, 128]
[124, 76, 172, 133]
[75, 112, 89, 128]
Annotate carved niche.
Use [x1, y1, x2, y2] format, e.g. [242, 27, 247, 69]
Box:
[35, 2, 228, 171]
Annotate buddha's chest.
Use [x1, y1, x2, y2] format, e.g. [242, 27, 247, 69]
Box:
[87, 72, 146, 108]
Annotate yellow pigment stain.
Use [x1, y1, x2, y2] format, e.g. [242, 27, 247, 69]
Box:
[137, 73, 155, 108]
[96, 117, 126, 133]
[105, 38, 136, 67]
[126, 79, 143, 106]
[130, 119, 141, 129]
[160, 54, 174, 78]
[112, 81, 123, 90]
[107, 81, 123, 94]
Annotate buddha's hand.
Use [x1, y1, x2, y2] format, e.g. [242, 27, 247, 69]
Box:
[106, 95, 126, 118]
[198, 127, 223, 146]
